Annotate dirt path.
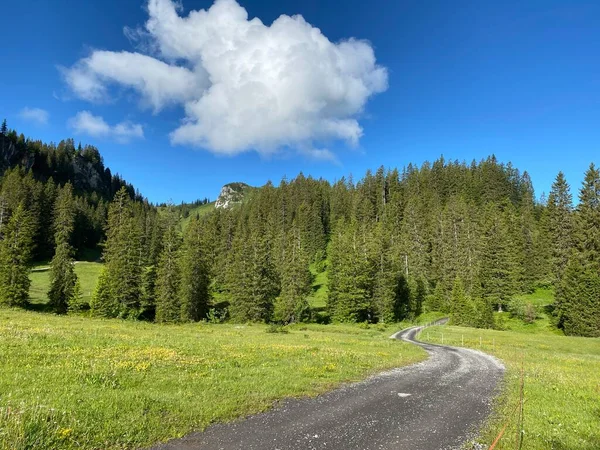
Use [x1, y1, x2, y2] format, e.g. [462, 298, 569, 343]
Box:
[152, 324, 504, 450]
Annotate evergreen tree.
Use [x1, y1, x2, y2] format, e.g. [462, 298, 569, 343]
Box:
[547, 172, 574, 283]
[575, 164, 600, 267]
[179, 216, 210, 322]
[0, 204, 35, 307]
[273, 227, 312, 323]
[0, 119, 7, 136]
[450, 277, 473, 325]
[558, 165, 600, 336]
[140, 265, 157, 320]
[328, 220, 375, 322]
[91, 188, 143, 318]
[155, 207, 182, 323]
[226, 220, 279, 322]
[560, 256, 600, 337]
[48, 183, 78, 314]
[479, 202, 520, 311]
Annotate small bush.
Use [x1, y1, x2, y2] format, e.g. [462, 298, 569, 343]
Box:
[265, 324, 289, 334]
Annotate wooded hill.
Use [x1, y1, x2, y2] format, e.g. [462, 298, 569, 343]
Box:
[0, 120, 598, 337]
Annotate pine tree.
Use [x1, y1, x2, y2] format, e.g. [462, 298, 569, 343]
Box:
[0, 119, 7, 136]
[558, 164, 600, 336]
[91, 267, 116, 317]
[575, 164, 600, 267]
[91, 188, 143, 318]
[48, 183, 78, 314]
[328, 219, 375, 322]
[450, 277, 472, 325]
[155, 207, 182, 323]
[547, 172, 574, 283]
[560, 256, 600, 337]
[273, 227, 312, 323]
[479, 202, 520, 311]
[0, 204, 35, 307]
[179, 216, 210, 322]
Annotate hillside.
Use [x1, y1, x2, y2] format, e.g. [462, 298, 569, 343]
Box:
[215, 182, 254, 208]
[0, 124, 152, 261]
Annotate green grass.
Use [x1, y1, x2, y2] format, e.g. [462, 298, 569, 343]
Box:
[307, 261, 329, 309]
[420, 324, 600, 449]
[180, 202, 215, 229]
[0, 310, 426, 449]
[497, 287, 563, 335]
[511, 287, 554, 308]
[28, 262, 103, 306]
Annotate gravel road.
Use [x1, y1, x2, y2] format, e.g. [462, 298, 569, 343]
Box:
[151, 324, 504, 450]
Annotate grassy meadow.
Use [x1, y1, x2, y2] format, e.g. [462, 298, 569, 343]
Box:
[28, 262, 103, 307]
[421, 289, 600, 449]
[13, 269, 600, 450]
[0, 310, 426, 449]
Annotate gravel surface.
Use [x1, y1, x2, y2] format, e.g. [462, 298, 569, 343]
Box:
[150, 324, 505, 450]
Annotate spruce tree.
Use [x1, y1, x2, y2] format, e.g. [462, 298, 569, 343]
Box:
[560, 256, 600, 337]
[575, 163, 600, 267]
[558, 164, 600, 336]
[0, 204, 35, 307]
[155, 207, 182, 323]
[91, 188, 142, 318]
[179, 216, 210, 322]
[547, 172, 573, 283]
[273, 227, 311, 323]
[328, 219, 375, 322]
[48, 183, 78, 314]
[450, 277, 472, 325]
[0, 119, 7, 136]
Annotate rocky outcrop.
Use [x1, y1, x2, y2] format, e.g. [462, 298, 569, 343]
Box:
[215, 182, 251, 209]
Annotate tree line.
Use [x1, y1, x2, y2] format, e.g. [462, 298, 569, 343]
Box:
[0, 121, 599, 336]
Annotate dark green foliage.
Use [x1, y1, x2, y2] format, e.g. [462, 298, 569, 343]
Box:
[0, 125, 145, 262]
[90, 188, 143, 318]
[546, 172, 574, 283]
[179, 216, 210, 322]
[5, 125, 599, 331]
[48, 183, 78, 314]
[273, 228, 312, 323]
[224, 187, 282, 322]
[479, 202, 520, 311]
[140, 265, 157, 320]
[450, 277, 472, 326]
[328, 220, 375, 322]
[557, 165, 600, 336]
[155, 207, 182, 323]
[575, 164, 600, 267]
[560, 258, 600, 337]
[0, 204, 35, 307]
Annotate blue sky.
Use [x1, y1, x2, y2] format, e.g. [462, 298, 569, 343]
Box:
[1, 0, 599, 203]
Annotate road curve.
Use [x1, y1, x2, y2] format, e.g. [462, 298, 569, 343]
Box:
[151, 324, 504, 450]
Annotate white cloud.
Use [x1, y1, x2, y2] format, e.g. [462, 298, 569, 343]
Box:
[68, 111, 144, 143]
[62, 0, 388, 157]
[60, 51, 206, 111]
[19, 107, 49, 125]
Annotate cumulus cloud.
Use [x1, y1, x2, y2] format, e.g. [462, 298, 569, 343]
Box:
[19, 107, 49, 125]
[68, 111, 144, 143]
[61, 0, 388, 157]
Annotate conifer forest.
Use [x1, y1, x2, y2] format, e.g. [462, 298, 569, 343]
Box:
[1, 122, 599, 337]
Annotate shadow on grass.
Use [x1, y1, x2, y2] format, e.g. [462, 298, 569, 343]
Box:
[24, 301, 54, 313]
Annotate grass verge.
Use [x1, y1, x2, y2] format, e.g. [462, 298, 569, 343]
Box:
[0, 310, 426, 449]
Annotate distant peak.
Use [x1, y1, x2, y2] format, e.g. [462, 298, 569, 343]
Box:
[215, 182, 252, 209]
